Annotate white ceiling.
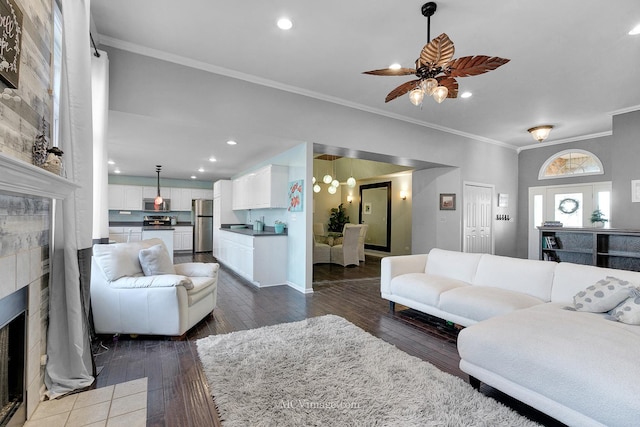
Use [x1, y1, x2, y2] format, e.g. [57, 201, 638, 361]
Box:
[90, 0, 640, 180]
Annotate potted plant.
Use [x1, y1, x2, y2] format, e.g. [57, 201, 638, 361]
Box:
[590, 209, 608, 228]
[328, 203, 350, 232]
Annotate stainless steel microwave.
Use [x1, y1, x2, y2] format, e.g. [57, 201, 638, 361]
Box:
[143, 198, 171, 212]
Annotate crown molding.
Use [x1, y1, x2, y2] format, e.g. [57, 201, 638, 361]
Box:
[517, 131, 612, 153]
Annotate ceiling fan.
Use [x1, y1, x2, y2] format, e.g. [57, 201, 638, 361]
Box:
[363, 2, 510, 105]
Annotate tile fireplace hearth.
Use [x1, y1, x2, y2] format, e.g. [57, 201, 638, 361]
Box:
[0, 154, 79, 423]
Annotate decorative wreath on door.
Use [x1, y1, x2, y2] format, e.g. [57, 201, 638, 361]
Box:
[558, 198, 579, 214]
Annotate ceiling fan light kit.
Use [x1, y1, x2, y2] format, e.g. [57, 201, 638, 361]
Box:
[528, 125, 554, 143]
[363, 2, 509, 107]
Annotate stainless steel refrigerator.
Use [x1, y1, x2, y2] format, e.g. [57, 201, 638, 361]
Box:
[193, 199, 213, 252]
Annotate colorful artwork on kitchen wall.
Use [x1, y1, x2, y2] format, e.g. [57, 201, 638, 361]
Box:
[288, 179, 303, 212]
[0, 0, 23, 88]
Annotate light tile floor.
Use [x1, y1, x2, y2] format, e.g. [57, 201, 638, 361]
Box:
[24, 378, 147, 427]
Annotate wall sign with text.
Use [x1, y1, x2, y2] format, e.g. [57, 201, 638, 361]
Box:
[0, 0, 22, 89]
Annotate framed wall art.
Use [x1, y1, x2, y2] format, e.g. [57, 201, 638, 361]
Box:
[288, 179, 303, 212]
[439, 193, 456, 210]
[0, 0, 23, 89]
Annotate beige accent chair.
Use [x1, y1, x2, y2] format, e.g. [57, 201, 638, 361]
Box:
[346, 223, 368, 262]
[330, 225, 361, 267]
[90, 238, 218, 338]
[313, 232, 331, 264]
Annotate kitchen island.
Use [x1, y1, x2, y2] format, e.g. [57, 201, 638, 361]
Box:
[215, 225, 287, 287]
[141, 226, 174, 261]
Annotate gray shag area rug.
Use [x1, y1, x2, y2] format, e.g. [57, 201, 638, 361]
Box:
[196, 315, 540, 426]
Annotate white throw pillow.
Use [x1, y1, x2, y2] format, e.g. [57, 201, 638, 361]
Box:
[609, 290, 640, 325]
[573, 276, 634, 312]
[139, 244, 176, 276]
[93, 242, 143, 281]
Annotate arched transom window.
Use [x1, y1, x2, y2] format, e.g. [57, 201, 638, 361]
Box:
[539, 149, 604, 180]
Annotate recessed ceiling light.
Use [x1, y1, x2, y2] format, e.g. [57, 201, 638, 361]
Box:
[460, 91, 472, 98]
[209, 157, 217, 162]
[198, 167, 205, 172]
[277, 18, 293, 30]
[389, 63, 402, 70]
[227, 140, 237, 145]
[629, 24, 640, 35]
[191, 175, 197, 179]
[107, 160, 115, 165]
[114, 169, 121, 174]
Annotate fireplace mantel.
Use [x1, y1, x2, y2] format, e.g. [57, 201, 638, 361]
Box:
[0, 153, 79, 199]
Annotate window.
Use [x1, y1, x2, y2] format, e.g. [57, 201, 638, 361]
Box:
[538, 149, 603, 180]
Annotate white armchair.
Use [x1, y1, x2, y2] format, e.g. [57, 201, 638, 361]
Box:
[90, 238, 218, 337]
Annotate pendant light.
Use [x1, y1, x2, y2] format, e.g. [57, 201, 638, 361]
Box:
[346, 158, 356, 188]
[154, 165, 163, 205]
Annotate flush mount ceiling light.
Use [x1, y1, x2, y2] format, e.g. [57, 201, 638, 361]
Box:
[528, 125, 554, 143]
[363, 2, 509, 106]
[277, 18, 293, 30]
[226, 140, 237, 145]
[629, 24, 640, 35]
[209, 157, 217, 162]
[154, 165, 163, 205]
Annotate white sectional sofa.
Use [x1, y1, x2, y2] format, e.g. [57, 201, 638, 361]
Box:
[381, 248, 640, 427]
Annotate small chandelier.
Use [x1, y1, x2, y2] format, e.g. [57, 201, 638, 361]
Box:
[528, 125, 553, 143]
[154, 165, 163, 205]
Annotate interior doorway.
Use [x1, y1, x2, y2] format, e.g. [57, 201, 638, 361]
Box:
[462, 183, 494, 254]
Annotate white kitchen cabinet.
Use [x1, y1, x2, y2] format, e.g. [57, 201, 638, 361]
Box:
[108, 226, 142, 243]
[232, 164, 288, 210]
[108, 185, 143, 211]
[173, 226, 193, 251]
[192, 188, 213, 200]
[213, 180, 242, 259]
[216, 230, 287, 286]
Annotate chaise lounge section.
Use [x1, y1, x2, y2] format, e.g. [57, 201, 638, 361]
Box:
[381, 248, 640, 426]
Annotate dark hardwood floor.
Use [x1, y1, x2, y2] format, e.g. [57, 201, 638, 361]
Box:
[92, 253, 565, 427]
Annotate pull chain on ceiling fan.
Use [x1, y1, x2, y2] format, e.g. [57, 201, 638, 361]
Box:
[363, 2, 510, 106]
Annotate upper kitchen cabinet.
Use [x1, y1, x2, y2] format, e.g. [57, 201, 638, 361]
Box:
[232, 165, 288, 210]
[108, 184, 143, 211]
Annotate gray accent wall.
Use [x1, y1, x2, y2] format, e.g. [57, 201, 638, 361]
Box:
[516, 110, 640, 258]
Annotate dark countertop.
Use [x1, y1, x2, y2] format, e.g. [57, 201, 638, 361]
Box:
[142, 226, 175, 231]
[109, 222, 193, 227]
[220, 225, 287, 237]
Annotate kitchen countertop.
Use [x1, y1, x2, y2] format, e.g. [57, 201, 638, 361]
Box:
[142, 226, 175, 231]
[109, 222, 193, 227]
[220, 225, 287, 237]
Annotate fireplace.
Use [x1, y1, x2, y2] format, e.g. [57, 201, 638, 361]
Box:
[0, 288, 26, 426]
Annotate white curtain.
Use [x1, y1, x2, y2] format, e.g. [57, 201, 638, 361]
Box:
[92, 49, 109, 242]
[45, 0, 95, 398]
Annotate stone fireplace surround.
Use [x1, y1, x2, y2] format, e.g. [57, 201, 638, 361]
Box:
[0, 154, 79, 423]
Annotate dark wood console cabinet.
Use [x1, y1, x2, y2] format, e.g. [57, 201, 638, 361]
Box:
[539, 227, 640, 272]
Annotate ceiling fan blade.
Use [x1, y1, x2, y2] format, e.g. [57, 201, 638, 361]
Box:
[446, 56, 510, 77]
[385, 79, 421, 103]
[437, 76, 459, 98]
[419, 33, 455, 68]
[362, 68, 416, 76]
